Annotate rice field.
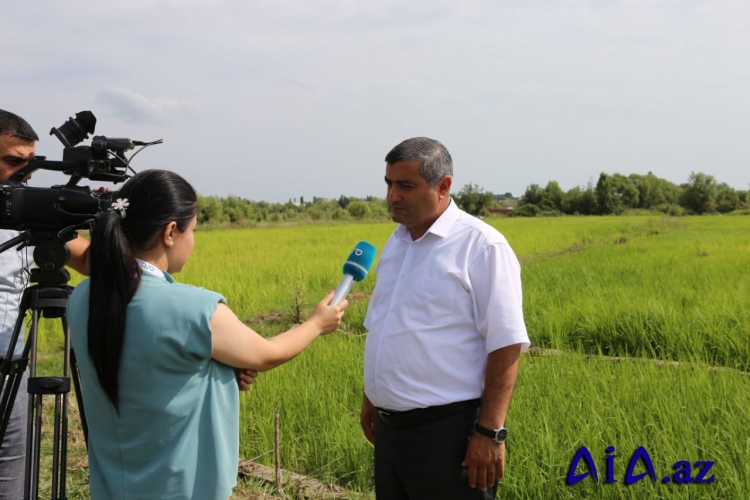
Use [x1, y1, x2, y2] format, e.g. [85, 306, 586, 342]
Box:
[34, 215, 750, 498]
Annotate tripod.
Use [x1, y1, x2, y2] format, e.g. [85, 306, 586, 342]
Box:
[0, 231, 87, 500]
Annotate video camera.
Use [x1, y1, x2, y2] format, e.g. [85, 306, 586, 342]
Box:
[0, 111, 161, 284]
[0, 110, 161, 232]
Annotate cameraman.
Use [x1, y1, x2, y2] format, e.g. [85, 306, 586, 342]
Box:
[0, 109, 91, 499]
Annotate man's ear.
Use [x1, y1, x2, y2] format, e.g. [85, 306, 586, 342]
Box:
[437, 175, 452, 199]
[163, 221, 178, 248]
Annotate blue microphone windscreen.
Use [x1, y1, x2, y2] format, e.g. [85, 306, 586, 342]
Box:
[343, 241, 377, 281]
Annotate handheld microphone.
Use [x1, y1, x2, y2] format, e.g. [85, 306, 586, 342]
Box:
[331, 241, 377, 305]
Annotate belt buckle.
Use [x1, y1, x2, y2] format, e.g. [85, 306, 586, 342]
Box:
[378, 409, 399, 426]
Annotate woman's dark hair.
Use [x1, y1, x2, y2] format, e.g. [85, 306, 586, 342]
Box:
[88, 169, 198, 410]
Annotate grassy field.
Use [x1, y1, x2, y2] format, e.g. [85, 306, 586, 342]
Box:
[29, 215, 750, 498]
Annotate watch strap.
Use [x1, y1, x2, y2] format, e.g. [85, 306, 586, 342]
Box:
[474, 423, 508, 444]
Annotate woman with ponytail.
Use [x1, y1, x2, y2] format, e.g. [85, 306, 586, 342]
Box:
[66, 170, 347, 500]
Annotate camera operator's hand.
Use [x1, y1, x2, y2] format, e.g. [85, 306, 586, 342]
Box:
[310, 290, 347, 335]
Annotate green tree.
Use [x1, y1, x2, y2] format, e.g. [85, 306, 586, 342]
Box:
[331, 207, 351, 220]
[737, 190, 750, 208]
[596, 173, 617, 214]
[366, 197, 389, 218]
[454, 183, 494, 216]
[659, 178, 683, 205]
[579, 187, 598, 215]
[611, 174, 640, 209]
[347, 199, 372, 219]
[715, 184, 739, 213]
[542, 181, 564, 212]
[283, 200, 300, 214]
[630, 172, 673, 209]
[197, 195, 227, 224]
[222, 195, 251, 222]
[520, 184, 544, 207]
[308, 199, 341, 220]
[680, 172, 718, 214]
[508, 204, 540, 217]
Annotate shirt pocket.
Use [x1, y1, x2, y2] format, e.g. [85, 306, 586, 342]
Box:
[409, 277, 457, 328]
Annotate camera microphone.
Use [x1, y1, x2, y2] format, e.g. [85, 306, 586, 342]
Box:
[331, 241, 377, 306]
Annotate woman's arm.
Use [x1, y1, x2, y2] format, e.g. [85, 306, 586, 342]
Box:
[210, 291, 347, 371]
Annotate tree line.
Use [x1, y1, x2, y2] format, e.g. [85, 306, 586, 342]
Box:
[512, 171, 749, 217]
[197, 171, 749, 225]
[197, 194, 391, 225]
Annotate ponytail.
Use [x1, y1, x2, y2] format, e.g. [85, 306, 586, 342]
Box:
[88, 210, 140, 411]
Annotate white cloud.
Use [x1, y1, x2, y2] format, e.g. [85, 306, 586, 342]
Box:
[3, 0, 749, 200]
[94, 88, 198, 125]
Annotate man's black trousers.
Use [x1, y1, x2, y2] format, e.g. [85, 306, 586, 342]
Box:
[374, 404, 498, 500]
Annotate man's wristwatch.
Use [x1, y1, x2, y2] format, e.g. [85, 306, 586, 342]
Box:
[474, 423, 508, 444]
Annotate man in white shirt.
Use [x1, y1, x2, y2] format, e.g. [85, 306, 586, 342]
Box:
[360, 137, 530, 499]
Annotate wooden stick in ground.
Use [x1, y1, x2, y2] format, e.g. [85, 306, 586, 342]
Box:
[274, 409, 281, 492]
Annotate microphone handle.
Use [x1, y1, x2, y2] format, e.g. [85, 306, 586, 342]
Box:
[331, 274, 356, 306]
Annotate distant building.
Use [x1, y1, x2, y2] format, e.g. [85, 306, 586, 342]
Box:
[488, 208, 513, 216]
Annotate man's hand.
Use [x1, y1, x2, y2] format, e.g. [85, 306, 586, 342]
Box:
[235, 368, 258, 391]
[360, 394, 377, 444]
[461, 434, 505, 491]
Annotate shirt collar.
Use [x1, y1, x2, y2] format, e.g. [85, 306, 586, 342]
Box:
[136, 258, 175, 283]
[395, 197, 459, 242]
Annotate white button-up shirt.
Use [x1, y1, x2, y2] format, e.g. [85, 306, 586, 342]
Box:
[364, 200, 530, 411]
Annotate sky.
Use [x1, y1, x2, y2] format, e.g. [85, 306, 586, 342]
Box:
[4, 0, 749, 203]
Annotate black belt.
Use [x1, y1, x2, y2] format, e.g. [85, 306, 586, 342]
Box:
[376, 399, 481, 429]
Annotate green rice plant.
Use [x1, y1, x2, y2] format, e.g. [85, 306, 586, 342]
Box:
[523, 216, 750, 369]
[237, 342, 749, 498]
[504, 352, 750, 499]
[238, 331, 373, 491]
[27, 214, 749, 498]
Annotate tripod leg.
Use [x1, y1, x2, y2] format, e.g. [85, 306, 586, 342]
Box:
[0, 370, 28, 500]
[24, 310, 41, 500]
[0, 289, 32, 444]
[0, 294, 32, 500]
[25, 392, 43, 500]
[52, 314, 72, 499]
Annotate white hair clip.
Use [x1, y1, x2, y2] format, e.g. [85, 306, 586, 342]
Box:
[110, 198, 130, 219]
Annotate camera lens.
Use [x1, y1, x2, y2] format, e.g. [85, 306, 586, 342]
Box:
[49, 111, 97, 147]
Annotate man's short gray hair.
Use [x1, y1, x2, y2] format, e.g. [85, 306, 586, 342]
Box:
[385, 137, 453, 187]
